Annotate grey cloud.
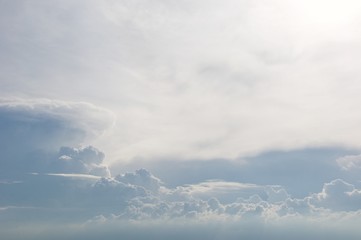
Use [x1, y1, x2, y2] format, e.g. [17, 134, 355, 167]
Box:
[110, 177, 361, 220]
[1, 106, 361, 222]
[309, 179, 361, 211]
[2, 0, 361, 238]
[0, 98, 114, 139]
[337, 154, 361, 171]
[1, 101, 361, 238]
[3, 157, 361, 240]
[114, 147, 358, 197]
[0, 98, 114, 176]
[278, 198, 314, 216]
[54, 146, 110, 177]
[276, 179, 361, 215]
[7, 169, 360, 220]
[0, 145, 111, 178]
[115, 168, 162, 193]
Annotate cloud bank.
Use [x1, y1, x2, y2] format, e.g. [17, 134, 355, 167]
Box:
[2, 167, 361, 239]
[2, 0, 361, 161]
[1, 99, 361, 239]
[0, 98, 114, 176]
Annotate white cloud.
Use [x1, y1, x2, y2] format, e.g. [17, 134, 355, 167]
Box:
[1, 101, 361, 225]
[337, 154, 361, 171]
[0, 98, 114, 149]
[115, 148, 357, 198]
[55, 146, 111, 177]
[46, 173, 101, 180]
[168, 181, 266, 204]
[309, 179, 361, 211]
[4, 161, 361, 221]
[0, 98, 114, 176]
[2, 148, 361, 239]
[2, 1, 361, 161]
[115, 168, 162, 193]
[2, 1, 361, 238]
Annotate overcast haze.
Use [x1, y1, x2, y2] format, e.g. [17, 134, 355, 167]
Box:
[2, 0, 361, 239]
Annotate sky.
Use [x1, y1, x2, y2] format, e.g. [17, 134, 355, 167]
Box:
[2, 0, 361, 239]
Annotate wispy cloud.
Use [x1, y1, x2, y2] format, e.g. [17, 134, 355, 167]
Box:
[2, 1, 361, 161]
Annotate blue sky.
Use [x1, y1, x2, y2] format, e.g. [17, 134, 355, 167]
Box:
[2, 0, 361, 239]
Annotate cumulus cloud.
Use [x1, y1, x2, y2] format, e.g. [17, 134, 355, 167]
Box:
[115, 168, 162, 193]
[0, 98, 114, 176]
[167, 181, 267, 204]
[3, 1, 361, 162]
[4, 174, 361, 240]
[115, 147, 358, 197]
[4, 162, 361, 222]
[2, 0, 361, 238]
[54, 146, 111, 177]
[1, 99, 361, 239]
[2, 146, 361, 239]
[309, 179, 361, 211]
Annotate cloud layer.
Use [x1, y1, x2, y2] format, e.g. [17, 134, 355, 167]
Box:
[114, 147, 361, 197]
[0, 98, 114, 175]
[2, 1, 361, 161]
[2, 165, 361, 239]
[2, 0, 361, 238]
[1, 100, 360, 240]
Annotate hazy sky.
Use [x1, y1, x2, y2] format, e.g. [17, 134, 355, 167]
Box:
[2, 0, 361, 239]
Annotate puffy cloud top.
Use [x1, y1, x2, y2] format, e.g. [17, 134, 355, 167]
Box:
[115, 169, 162, 192]
[55, 146, 110, 177]
[310, 179, 361, 211]
[0, 98, 114, 177]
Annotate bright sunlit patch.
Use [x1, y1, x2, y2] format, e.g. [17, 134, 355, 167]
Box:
[287, 0, 361, 43]
[284, 0, 360, 24]
[301, 0, 360, 24]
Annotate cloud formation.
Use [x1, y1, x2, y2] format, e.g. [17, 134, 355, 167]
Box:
[115, 147, 359, 197]
[0, 98, 114, 176]
[55, 146, 110, 177]
[337, 154, 361, 171]
[1, 115, 361, 239]
[3, 163, 361, 240]
[310, 179, 361, 211]
[2, 0, 361, 238]
[2, 1, 361, 161]
[1, 98, 361, 240]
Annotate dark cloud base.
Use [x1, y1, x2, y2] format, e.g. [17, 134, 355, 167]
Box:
[114, 147, 360, 197]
